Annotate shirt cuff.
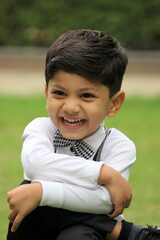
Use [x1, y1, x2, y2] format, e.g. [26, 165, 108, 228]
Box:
[33, 180, 64, 207]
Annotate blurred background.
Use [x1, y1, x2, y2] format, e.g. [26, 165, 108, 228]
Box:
[0, 0, 160, 238]
[0, 0, 160, 96]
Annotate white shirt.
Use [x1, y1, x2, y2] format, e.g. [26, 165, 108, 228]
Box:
[21, 117, 136, 221]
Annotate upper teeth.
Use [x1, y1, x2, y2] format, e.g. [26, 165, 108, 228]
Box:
[64, 118, 81, 122]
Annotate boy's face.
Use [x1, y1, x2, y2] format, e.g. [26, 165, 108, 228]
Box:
[45, 70, 124, 140]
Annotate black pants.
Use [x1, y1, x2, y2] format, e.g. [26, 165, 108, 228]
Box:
[7, 181, 117, 240]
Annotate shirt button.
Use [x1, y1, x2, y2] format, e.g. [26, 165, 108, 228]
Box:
[70, 147, 74, 152]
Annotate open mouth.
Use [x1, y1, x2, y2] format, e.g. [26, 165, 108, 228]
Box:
[61, 117, 86, 126]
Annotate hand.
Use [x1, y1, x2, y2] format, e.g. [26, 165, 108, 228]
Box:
[98, 165, 132, 218]
[105, 173, 132, 218]
[7, 182, 42, 232]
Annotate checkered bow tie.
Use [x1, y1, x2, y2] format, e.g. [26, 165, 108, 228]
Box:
[53, 130, 94, 159]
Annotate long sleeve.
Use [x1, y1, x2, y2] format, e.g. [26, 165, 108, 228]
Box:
[22, 117, 136, 215]
[38, 180, 113, 214]
[37, 180, 123, 220]
[100, 128, 136, 180]
[21, 118, 104, 190]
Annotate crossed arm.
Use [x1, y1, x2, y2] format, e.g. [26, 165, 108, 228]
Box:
[7, 118, 136, 232]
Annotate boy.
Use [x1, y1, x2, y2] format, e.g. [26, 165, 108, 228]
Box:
[7, 30, 160, 240]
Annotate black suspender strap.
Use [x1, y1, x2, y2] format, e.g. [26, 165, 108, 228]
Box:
[93, 128, 110, 162]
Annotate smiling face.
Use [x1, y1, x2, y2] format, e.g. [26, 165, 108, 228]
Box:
[45, 70, 125, 140]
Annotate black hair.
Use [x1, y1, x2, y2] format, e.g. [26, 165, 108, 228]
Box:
[45, 29, 128, 98]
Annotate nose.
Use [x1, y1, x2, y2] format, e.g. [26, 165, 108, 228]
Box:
[62, 98, 81, 115]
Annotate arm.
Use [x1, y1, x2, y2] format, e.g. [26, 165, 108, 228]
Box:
[7, 173, 125, 233]
[8, 120, 136, 232]
[8, 169, 131, 232]
[21, 117, 103, 190]
[31, 180, 113, 213]
[38, 167, 131, 218]
[8, 182, 112, 233]
[22, 118, 135, 214]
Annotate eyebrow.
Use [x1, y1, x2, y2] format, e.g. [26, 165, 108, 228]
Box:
[50, 83, 66, 91]
[79, 87, 98, 92]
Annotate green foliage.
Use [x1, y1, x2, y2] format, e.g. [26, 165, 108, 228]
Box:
[0, 96, 160, 238]
[0, 0, 160, 49]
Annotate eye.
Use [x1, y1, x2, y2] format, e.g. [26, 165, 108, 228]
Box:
[52, 90, 66, 96]
[81, 93, 95, 99]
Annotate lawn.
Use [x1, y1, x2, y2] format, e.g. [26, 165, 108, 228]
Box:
[0, 95, 160, 239]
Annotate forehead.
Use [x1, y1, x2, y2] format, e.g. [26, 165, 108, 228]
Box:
[49, 70, 97, 86]
[49, 70, 109, 93]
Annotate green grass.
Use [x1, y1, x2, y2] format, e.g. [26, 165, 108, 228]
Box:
[0, 95, 160, 238]
[0, 95, 47, 239]
[106, 96, 160, 225]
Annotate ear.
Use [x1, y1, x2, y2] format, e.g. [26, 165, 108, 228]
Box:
[107, 91, 125, 118]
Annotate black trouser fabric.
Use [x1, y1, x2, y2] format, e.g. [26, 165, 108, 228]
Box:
[7, 205, 117, 240]
[7, 180, 117, 240]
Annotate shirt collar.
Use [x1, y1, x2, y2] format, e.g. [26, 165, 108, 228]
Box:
[83, 122, 106, 153]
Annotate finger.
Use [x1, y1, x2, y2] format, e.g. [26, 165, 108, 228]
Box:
[9, 203, 13, 210]
[109, 211, 119, 219]
[8, 210, 17, 223]
[8, 201, 15, 210]
[109, 206, 123, 219]
[7, 192, 11, 203]
[124, 193, 132, 208]
[109, 210, 122, 219]
[125, 202, 130, 209]
[11, 213, 23, 232]
[125, 198, 132, 208]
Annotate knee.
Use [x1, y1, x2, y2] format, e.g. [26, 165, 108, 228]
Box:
[57, 225, 93, 240]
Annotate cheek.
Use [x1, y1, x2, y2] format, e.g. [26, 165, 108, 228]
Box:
[45, 101, 48, 113]
[46, 98, 55, 109]
[46, 100, 54, 115]
[46, 100, 61, 120]
[87, 107, 106, 125]
[92, 102, 108, 118]
[45, 101, 51, 115]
